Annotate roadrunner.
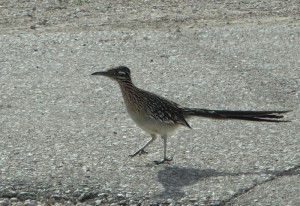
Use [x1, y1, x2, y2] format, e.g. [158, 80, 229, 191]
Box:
[92, 66, 290, 164]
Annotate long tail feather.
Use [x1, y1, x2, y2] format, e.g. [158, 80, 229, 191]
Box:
[182, 108, 291, 122]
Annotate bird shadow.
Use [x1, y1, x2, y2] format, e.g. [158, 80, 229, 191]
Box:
[157, 165, 300, 198]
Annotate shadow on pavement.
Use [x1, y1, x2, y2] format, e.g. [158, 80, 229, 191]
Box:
[157, 165, 300, 198]
[157, 166, 226, 198]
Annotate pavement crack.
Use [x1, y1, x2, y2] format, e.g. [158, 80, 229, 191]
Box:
[219, 165, 300, 206]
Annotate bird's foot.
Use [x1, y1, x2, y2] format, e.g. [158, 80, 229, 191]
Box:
[154, 156, 173, 165]
[128, 149, 148, 157]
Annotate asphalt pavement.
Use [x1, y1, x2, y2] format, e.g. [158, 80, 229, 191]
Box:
[0, 1, 299, 205]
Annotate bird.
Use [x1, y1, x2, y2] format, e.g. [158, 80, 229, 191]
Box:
[91, 66, 290, 164]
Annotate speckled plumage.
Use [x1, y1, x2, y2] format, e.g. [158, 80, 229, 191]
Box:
[92, 66, 290, 164]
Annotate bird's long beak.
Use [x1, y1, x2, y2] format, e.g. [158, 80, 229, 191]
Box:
[91, 71, 110, 77]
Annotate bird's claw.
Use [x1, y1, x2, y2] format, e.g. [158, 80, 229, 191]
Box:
[154, 156, 173, 164]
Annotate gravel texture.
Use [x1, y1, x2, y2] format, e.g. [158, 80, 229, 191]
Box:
[0, 0, 300, 205]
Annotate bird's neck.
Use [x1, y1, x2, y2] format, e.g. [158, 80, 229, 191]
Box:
[117, 79, 143, 112]
[118, 78, 139, 96]
[117, 77, 135, 89]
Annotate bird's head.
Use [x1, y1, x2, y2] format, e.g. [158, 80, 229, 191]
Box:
[91, 66, 131, 82]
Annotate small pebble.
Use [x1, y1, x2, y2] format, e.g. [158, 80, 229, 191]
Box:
[73, 189, 83, 197]
[189, 198, 198, 203]
[126, 193, 133, 198]
[78, 192, 97, 202]
[10, 198, 18, 203]
[0, 199, 9, 206]
[95, 199, 102, 205]
[65, 201, 73, 206]
[24, 199, 37, 206]
[128, 200, 137, 205]
[167, 198, 174, 203]
[47, 198, 56, 205]
[117, 193, 125, 199]
[98, 193, 108, 199]
[119, 200, 127, 205]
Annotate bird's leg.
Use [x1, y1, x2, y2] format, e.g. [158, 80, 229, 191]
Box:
[129, 134, 157, 157]
[128, 148, 148, 157]
[154, 135, 173, 164]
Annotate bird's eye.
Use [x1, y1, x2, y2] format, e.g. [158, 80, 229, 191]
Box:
[118, 71, 126, 76]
